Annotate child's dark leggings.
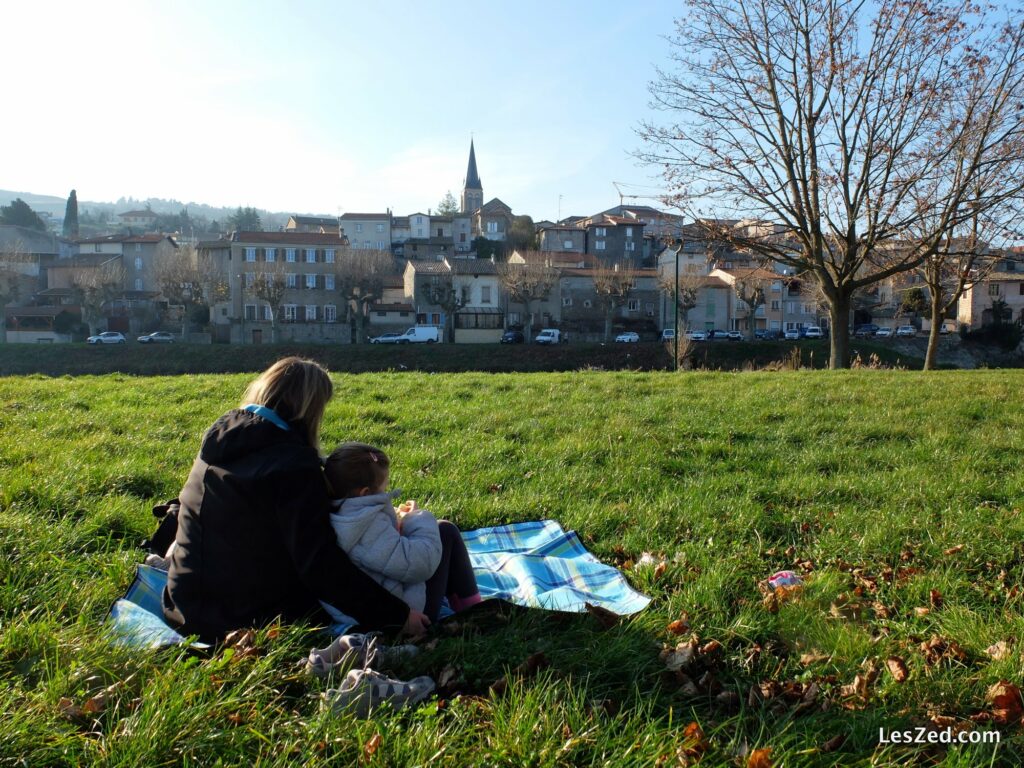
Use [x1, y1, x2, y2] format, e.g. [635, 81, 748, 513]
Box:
[423, 521, 478, 621]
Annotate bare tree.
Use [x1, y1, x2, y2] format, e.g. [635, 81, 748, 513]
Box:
[153, 244, 221, 337]
[733, 273, 768, 340]
[424, 280, 459, 343]
[496, 251, 559, 342]
[639, 0, 1024, 367]
[250, 260, 289, 342]
[70, 259, 126, 334]
[592, 261, 638, 341]
[658, 269, 704, 331]
[332, 249, 394, 344]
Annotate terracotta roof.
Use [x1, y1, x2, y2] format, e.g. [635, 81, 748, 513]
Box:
[340, 213, 391, 221]
[478, 198, 512, 215]
[382, 275, 405, 288]
[288, 215, 337, 226]
[408, 261, 451, 275]
[50, 254, 121, 268]
[231, 231, 344, 245]
[449, 259, 498, 275]
[197, 239, 232, 249]
[5, 305, 81, 318]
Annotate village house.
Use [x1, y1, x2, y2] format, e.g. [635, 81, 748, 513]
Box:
[285, 215, 339, 234]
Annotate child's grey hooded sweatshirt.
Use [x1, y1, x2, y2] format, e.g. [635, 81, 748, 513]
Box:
[327, 492, 442, 612]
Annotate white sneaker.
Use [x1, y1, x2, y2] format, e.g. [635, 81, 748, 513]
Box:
[306, 633, 420, 678]
[323, 668, 435, 718]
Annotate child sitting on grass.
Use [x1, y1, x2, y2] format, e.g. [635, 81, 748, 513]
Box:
[319, 442, 481, 628]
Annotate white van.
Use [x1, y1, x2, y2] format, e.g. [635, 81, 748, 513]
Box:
[535, 329, 561, 345]
[398, 326, 440, 344]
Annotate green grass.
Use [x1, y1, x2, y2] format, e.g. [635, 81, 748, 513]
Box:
[2, 369, 1023, 766]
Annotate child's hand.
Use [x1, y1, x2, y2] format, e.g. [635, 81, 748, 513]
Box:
[396, 499, 417, 517]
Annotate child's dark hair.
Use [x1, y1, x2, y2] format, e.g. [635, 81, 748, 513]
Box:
[323, 442, 390, 498]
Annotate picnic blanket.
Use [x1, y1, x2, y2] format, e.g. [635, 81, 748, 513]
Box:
[107, 519, 650, 649]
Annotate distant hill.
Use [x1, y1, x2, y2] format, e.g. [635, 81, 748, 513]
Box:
[0, 189, 326, 232]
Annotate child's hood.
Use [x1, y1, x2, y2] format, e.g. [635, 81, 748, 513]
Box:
[329, 492, 398, 543]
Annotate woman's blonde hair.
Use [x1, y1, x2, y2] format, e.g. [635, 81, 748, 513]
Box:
[241, 357, 333, 449]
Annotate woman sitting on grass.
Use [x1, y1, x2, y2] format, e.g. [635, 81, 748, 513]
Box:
[161, 356, 430, 642]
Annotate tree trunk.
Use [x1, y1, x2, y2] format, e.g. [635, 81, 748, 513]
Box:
[524, 300, 535, 342]
[924, 298, 943, 370]
[828, 293, 852, 369]
[604, 308, 613, 342]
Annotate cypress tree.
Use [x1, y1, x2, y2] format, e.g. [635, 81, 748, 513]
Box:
[62, 190, 79, 238]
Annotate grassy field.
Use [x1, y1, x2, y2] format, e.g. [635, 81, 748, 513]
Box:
[1, 369, 1023, 766]
[0, 337, 922, 376]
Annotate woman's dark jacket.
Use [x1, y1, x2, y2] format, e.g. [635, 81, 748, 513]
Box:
[161, 409, 410, 640]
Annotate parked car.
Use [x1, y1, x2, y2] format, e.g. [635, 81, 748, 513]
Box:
[659, 329, 675, 342]
[727, 331, 743, 341]
[397, 326, 439, 344]
[756, 329, 781, 340]
[369, 333, 403, 344]
[939, 323, 954, 335]
[854, 323, 880, 337]
[707, 329, 730, 340]
[895, 325, 916, 337]
[535, 328, 562, 345]
[500, 330, 524, 344]
[802, 325, 824, 339]
[684, 330, 707, 341]
[783, 328, 801, 340]
[137, 331, 174, 344]
[615, 332, 640, 343]
[87, 331, 126, 345]
[875, 327, 893, 338]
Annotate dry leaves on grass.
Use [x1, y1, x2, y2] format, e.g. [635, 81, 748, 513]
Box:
[667, 613, 691, 636]
[839, 660, 880, 706]
[986, 681, 1023, 725]
[747, 747, 773, 767]
[58, 674, 136, 721]
[919, 635, 969, 666]
[985, 641, 1014, 661]
[762, 584, 802, 614]
[885, 657, 909, 683]
[362, 732, 382, 763]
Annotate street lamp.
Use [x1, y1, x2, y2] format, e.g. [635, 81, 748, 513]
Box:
[671, 237, 684, 371]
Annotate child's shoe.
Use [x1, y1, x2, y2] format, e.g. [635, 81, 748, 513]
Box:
[306, 633, 377, 677]
[306, 634, 420, 677]
[323, 668, 435, 718]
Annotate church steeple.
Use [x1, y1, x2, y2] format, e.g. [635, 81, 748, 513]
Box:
[461, 139, 483, 214]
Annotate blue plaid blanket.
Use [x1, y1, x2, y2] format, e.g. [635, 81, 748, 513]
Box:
[107, 520, 650, 648]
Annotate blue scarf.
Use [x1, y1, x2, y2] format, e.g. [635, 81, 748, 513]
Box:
[242, 403, 291, 431]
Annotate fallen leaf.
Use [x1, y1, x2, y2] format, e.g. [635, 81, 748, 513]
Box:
[437, 665, 460, 689]
[886, 657, 909, 683]
[747, 747, 773, 768]
[920, 635, 969, 666]
[871, 601, 892, 619]
[914, 606, 931, 618]
[58, 697, 84, 721]
[714, 690, 740, 710]
[679, 721, 708, 759]
[929, 589, 943, 609]
[667, 616, 691, 636]
[584, 603, 620, 630]
[654, 562, 668, 581]
[362, 732, 382, 762]
[986, 641, 1013, 661]
[987, 681, 1023, 725]
[661, 637, 699, 672]
[487, 483, 502, 494]
[821, 733, 846, 752]
[226, 712, 245, 726]
[944, 544, 965, 555]
[799, 651, 830, 666]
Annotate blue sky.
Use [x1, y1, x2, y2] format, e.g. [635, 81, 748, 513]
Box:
[3, 0, 682, 220]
